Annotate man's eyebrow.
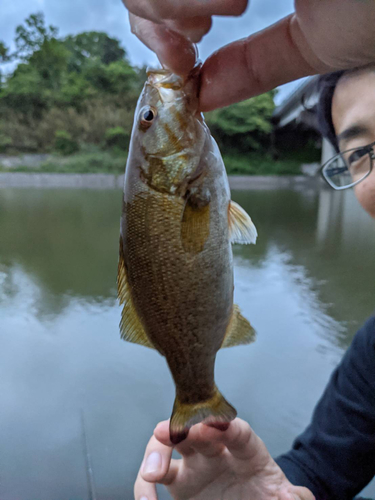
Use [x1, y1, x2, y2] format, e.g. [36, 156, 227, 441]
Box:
[337, 124, 370, 145]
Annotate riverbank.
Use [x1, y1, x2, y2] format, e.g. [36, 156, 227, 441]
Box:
[0, 150, 320, 177]
[0, 172, 324, 190]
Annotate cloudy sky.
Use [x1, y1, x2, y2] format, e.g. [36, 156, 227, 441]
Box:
[0, 0, 302, 104]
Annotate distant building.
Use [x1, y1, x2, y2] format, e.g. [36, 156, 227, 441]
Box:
[273, 76, 336, 165]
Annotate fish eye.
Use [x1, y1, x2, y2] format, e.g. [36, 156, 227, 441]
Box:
[143, 109, 154, 122]
[139, 106, 157, 129]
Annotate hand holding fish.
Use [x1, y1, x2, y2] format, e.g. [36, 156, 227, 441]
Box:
[134, 418, 315, 500]
[123, 0, 375, 111]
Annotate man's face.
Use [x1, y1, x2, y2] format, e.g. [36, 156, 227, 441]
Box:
[332, 68, 375, 218]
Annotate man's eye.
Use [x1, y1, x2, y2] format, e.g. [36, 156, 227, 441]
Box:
[348, 148, 368, 166]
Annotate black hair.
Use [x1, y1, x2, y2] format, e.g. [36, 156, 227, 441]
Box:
[316, 70, 346, 152]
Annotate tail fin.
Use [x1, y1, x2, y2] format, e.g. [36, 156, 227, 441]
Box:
[170, 387, 237, 444]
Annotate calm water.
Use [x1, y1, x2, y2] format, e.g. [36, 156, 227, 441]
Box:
[0, 186, 374, 500]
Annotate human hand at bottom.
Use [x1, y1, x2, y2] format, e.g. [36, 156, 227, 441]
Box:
[134, 418, 315, 500]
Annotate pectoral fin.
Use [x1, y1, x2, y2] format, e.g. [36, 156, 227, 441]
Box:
[228, 201, 257, 244]
[117, 238, 155, 349]
[221, 304, 256, 348]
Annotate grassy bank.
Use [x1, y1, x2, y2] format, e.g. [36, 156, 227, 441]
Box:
[0, 150, 304, 176]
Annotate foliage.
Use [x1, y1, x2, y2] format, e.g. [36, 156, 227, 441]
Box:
[0, 12, 141, 152]
[206, 92, 276, 154]
[0, 133, 12, 153]
[0, 151, 301, 176]
[81, 59, 139, 99]
[0, 13, 141, 116]
[224, 154, 302, 176]
[0, 100, 134, 152]
[1, 38, 70, 115]
[63, 32, 126, 71]
[0, 41, 11, 62]
[0, 12, 309, 176]
[104, 127, 129, 150]
[0, 148, 127, 174]
[15, 12, 59, 60]
[54, 130, 79, 155]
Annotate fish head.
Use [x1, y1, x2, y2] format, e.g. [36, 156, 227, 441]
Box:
[129, 65, 208, 196]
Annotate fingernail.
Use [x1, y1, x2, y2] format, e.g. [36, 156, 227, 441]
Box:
[140, 497, 148, 500]
[143, 451, 162, 474]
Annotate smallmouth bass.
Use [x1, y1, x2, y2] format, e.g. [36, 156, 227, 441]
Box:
[118, 66, 257, 444]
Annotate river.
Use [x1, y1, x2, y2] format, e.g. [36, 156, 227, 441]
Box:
[0, 186, 374, 499]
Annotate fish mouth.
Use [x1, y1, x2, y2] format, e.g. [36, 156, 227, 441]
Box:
[146, 64, 202, 93]
[147, 69, 183, 91]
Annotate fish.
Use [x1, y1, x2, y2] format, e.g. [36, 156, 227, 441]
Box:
[117, 65, 257, 445]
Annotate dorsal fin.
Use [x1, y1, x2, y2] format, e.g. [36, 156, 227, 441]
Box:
[221, 304, 256, 348]
[117, 238, 155, 349]
[228, 201, 257, 244]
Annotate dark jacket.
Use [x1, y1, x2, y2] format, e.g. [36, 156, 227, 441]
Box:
[276, 316, 375, 500]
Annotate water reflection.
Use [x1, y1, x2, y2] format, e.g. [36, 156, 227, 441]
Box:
[0, 187, 374, 499]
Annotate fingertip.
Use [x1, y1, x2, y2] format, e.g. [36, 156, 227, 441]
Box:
[206, 422, 230, 432]
[190, 422, 224, 442]
[229, 0, 249, 17]
[216, 418, 252, 445]
[141, 469, 164, 483]
[156, 27, 196, 75]
[165, 16, 212, 43]
[129, 13, 196, 76]
[154, 419, 169, 432]
[154, 420, 173, 445]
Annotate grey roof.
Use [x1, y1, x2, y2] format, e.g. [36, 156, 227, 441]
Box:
[273, 76, 320, 128]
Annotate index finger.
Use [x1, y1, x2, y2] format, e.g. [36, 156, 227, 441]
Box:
[199, 14, 329, 111]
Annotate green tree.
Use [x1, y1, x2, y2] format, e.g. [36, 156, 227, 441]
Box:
[15, 12, 58, 60]
[0, 63, 44, 114]
[28, 38, 70, 90]
[104, 60, 140, 94]
[1, 38, 70, 115]
[63, 32, 126, 72]
[59, 72, 95, 108]
[0, 41, 11, 62]
[80, 59, 140, 107]
[62, 31, 140, 106]
[0, 13, 69, 115]
[0, 11, 280, 162]
[206, 92, 276, 153]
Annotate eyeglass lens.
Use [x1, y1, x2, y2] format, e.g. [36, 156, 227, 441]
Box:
[324, 148, 372, 188]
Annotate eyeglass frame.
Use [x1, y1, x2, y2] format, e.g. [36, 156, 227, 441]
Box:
[320, 140, 375, 190]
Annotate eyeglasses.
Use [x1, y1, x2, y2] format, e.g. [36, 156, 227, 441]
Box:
[320, 140, 375, 190]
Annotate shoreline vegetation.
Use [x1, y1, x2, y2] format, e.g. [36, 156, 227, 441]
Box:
[0, 148, 316, 176]
[0, 13, 321, 178]
[0, 171, 323, 190]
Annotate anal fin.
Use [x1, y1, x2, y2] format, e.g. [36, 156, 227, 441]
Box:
[117, 238, 155, 349]
[221, 304, 256, 348]
[228, 201, 257, 244]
